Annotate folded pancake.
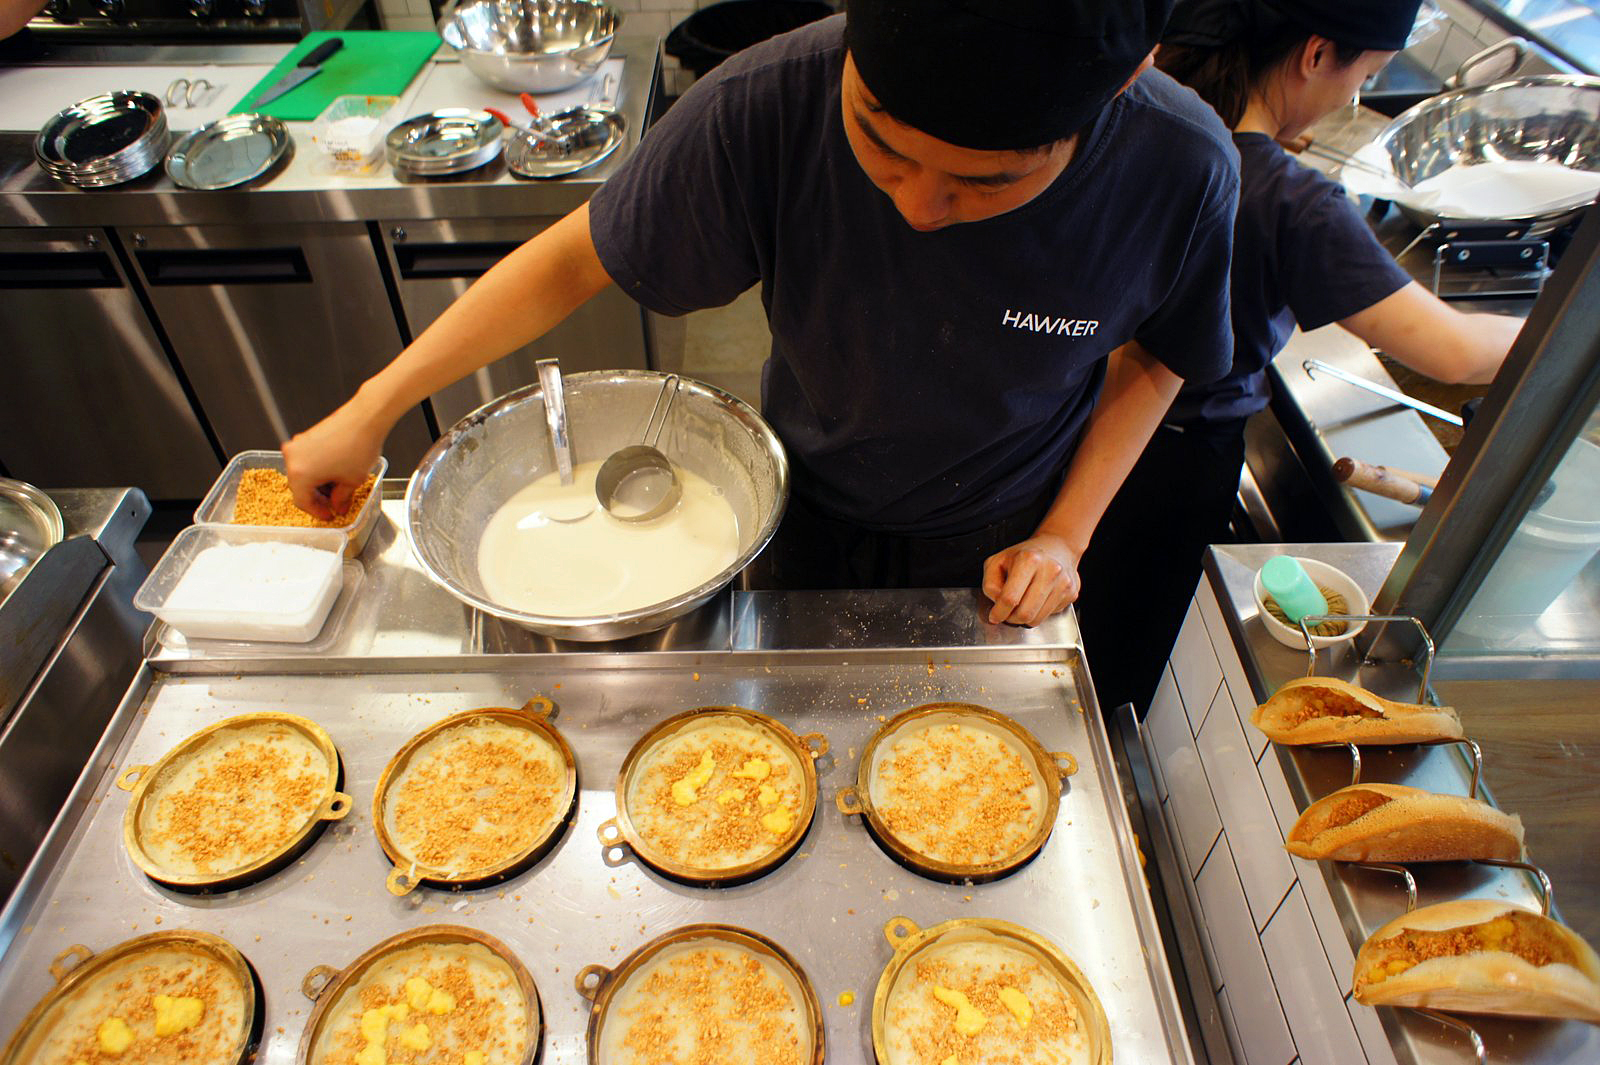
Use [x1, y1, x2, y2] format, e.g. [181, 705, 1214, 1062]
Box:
[1353, 900, 1600, 1022]
[1252, 677, 1464, 746]
[1286, 783, 1524, 862]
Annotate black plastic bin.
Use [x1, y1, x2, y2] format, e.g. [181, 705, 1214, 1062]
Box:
[665, 1, 836, 79]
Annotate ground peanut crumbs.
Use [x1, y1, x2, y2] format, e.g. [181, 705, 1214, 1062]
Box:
[328, 954, 523, 1065]
[232, 469, 375, 530]
[617, 947, 804, 1065]
[60, 956, 235, 1065]
[391, 727, 562, 873]
[634, 738, 799, 869]
[876, 724, 1039, 866]
[147, 731, 325, 873]
[1362, 912, 1576, 986]
[895, 955, 1079, 1065]
[1284, 691, 1385, 728]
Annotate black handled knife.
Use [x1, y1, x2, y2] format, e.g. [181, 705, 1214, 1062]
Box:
[252, 37, 344, 108]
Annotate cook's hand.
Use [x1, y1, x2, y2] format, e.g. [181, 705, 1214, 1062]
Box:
[282, 402, 385, 520]
[981, 533, 1081, 627]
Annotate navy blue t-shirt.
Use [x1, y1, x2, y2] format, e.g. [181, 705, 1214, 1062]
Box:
[591, 16, 1239, 536]
[1170, 132, 1413, 426]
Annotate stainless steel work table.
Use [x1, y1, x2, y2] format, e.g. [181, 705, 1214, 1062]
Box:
[1129, 540, 1600, 1064]
[0, 492, 1195, 1064]
[0, 37, 660, 227]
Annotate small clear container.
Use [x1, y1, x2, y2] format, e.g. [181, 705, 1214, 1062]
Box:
[194, 450, 387, 559]
[135, 524, 345, 643]
[309, 95, 400, 174]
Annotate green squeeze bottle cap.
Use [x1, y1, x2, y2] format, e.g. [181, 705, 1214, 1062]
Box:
[1260, 556, 1328, 623]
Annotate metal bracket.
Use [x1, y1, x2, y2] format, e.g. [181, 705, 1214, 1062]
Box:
[1311, 736, 1482, 796]
[1301, 613, 1436, 703]
[1476, 857, 1554, 916]
[1410, 1007, 1487, 1064]
[1350, 860, 1419, 912]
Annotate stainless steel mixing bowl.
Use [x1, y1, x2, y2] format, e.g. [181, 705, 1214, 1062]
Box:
[440, 0, 622, 94]
[1372, 74, 1600, 234]
[0, 478, 64, 607]
[405, 371, 788, 642]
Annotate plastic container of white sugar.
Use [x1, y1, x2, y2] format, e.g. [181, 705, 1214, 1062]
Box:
[135, 524, 345, 642]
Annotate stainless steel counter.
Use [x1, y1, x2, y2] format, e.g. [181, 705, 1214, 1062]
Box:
[1140, 540, 1600, 1064]
[0, 531, 1195, 1063]
[0, 38, 660, 227]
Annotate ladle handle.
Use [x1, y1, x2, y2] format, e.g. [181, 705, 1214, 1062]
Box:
[642, 374, 680, 449]
[537, 358, 574, 486]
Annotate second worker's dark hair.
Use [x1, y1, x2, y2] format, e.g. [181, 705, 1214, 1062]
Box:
[1157, 26, 1364, 127]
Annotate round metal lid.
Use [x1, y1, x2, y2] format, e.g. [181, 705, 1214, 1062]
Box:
[165, 113, 292, 191]
[0, 478, 63, 607]
[506, 106, 624, 179]
[386, 109, 504, 174]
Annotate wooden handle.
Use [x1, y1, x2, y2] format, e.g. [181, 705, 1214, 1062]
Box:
[1332, 457, 1431, 505]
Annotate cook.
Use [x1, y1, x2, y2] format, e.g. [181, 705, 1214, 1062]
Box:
[1076, 0, 1528, 715]
[284, 0, 1242, 627]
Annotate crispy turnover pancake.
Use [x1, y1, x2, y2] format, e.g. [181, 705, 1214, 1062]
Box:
[310, 942, 529, 1065]
[868, 716, 1046, 868]
[883, 934, 1087, 1065]
[598, 940, 811, 1065]
[384, 718, 571, 878]
[1353, 900, 1600, 1021]
[1252, 677, 1464, 746]
[22, 944, 249, 1065]
[135, 721, 331, 877]
[625, 719, 806, 871]
[1286, 783, 1524, 862]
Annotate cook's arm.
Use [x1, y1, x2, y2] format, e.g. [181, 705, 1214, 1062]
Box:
[283, 203, 612, 517]
[1340, 281, 1521, 385]
[982, 341, 1183, 626]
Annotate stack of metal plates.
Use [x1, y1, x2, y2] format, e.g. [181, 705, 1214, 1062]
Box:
[34, 91, 170, 187]
[505, 104, 625, 179]
[385, 109, 505, 177]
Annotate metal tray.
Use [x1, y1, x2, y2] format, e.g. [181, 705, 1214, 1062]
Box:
[506, 107, 624, 180]
[0, 648, 1190, 1063]
[165, 113, 291, 191]
[386, 109, 505, 176]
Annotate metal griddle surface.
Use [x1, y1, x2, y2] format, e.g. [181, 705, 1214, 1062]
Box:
[0, 650, 1185, 1063]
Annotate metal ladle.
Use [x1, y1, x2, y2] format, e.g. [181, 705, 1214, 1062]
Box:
[531, 358, 593, 524]
[594, 374, 682, 522]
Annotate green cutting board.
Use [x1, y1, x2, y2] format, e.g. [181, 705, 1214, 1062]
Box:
[233, 31, 442, 122]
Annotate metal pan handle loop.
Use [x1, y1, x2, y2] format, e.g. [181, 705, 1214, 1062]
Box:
[302, 964, 338, 1001]
[835, 787, 863, 817]
[115, 765, 148, 791]
[596, 818, 624, 846]
[800, 732, 830, 759]
[49, 944, 94, 982]
[575, 964, 610, 1000]
[1050, 751, 1078, 779]
[520, 696, 555, 719]
[883, 916, 920, 949]
[387, 864, 420, 897]
[320, 792, 354, 821]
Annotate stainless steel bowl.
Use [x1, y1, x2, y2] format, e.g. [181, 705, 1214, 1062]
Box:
[0, 478, 63, 607]
[440, 0, 622, 93]
[405, 371, 788, 642]
[1373, 74, 1600, 234]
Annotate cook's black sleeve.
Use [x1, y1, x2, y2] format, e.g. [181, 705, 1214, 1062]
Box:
[1275, 178, 1413, 329]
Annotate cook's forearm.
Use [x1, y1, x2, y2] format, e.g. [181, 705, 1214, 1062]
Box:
[1342, 282, 1521, 386]
[354, 203, 612, 427]
[1034, 341, 1184, 554]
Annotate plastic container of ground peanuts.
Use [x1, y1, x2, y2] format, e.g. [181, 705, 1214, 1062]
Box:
[135, 524, 346, 642]
[194, 450, 388, 559]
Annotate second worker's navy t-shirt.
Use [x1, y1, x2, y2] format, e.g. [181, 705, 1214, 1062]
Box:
[1169, 132, 1414, 426]
[590, 16, 1240, 536]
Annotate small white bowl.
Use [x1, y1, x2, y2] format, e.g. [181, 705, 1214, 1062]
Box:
[1252, 556, 1370, 650]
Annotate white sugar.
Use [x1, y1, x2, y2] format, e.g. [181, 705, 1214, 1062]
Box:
[166, 541, 341, 615]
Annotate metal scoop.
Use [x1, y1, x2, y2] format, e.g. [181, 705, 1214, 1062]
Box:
[530, 358, 594, 524]
[595, 374, 682, 522]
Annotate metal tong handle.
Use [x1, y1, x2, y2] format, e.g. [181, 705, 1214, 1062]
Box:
[1299, 141, 1404, 183]
[1302, 359, 1465, 427]
[641, 373, 680, 449]
[536, 357, 574, 486]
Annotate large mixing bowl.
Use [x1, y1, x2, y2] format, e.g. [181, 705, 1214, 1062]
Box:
[406, 371, 787, 642]
[440, 0, 621, 94]
[1372, 74, 1600, 234]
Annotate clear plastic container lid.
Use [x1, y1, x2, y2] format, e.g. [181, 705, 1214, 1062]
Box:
[309, 95, 401, 173]
[135, 524, 346, 643]
[194, 449, 387, 559]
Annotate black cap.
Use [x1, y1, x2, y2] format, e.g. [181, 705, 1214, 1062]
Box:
[1165, 0, 1423, 53]
[845, 0, 1176, 151]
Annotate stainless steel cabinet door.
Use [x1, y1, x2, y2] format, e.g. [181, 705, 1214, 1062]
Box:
[378, 217, 650, 429]
[0, 228, 220, 499]
[124, 222, 434, 474]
